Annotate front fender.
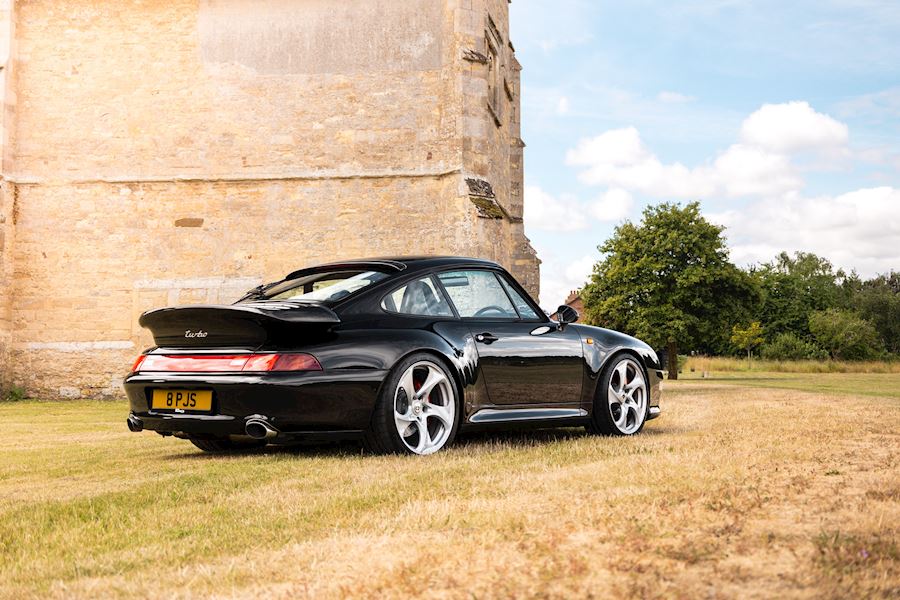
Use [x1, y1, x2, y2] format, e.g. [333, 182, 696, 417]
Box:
[569, 324, 662, 411]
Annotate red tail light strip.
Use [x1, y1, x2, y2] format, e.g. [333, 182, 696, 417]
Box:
[132, 353, 322, 373]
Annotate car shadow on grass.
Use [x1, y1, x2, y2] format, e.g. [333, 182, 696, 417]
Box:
[162, 422, 677, 460]
[161, 440, 363, 461]
[454, 427, 588, 448]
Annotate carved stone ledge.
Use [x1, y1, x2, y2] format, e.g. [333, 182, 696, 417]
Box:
[470, 196, 505, 219]
[462, 49, 489, 64]
[466, 178, 508, 220]
[466, 177, 495, 199]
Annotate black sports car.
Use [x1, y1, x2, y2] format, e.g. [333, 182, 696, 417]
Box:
[125, 256, 662, 455]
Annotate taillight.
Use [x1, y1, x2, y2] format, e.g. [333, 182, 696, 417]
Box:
[270, 353, 322, 372]
[130, 355, 147, 373]
[241, 354, 281, 372]
[131, 353, 322, 373]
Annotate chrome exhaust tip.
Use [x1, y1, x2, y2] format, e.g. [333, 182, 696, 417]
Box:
[127, 415, 144, 432]
[245, 416, 278, 440]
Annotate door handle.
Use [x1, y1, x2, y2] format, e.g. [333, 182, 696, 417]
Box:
[475, 332, 499, 344]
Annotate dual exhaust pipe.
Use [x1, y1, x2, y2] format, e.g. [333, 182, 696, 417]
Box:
[127, 415, 143, 432]
[244, 415, 279, 440]
[126, 413, 278, 440]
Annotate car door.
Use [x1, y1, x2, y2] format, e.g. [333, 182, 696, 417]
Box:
[436, 269, 584, 407]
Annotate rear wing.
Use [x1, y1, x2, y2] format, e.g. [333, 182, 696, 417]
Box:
[138, 302, 340, 349]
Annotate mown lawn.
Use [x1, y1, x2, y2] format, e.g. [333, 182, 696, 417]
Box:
[1, 374, 898, 599]
[679, 371, 900, 399]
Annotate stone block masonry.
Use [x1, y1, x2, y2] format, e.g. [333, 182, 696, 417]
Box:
[0, 0, 539, 398]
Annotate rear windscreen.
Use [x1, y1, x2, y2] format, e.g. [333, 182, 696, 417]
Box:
[260, 270, 389, 304]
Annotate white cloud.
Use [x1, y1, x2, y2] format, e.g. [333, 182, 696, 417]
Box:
[711, 187, 900, 277]
[532, 246, 597, 309]
[565, 126, 801, 198]
[712, 144, 802, 197]
[525, 184, 635, 233]
[564, 102, 853, 200]
[589, 188, 634, 222]
[658, 91, 696, 104]
[739, 101, 849, 153]
[836, 87, 900, 123]
[565, 127, 698, 196]
[523, 185, 588, 233]
[556, 96, 571, 115]
[565, 255, 596, 287]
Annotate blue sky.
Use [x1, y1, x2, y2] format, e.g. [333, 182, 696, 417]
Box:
[509, 0, 900, 307]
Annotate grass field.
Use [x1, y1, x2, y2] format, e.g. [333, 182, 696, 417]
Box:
[1, 373, 898, 599]
[683, 356, 900, 374]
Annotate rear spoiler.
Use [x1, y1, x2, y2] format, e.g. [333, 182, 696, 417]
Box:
[139, 302, 340, 349]
[283, 259, 406, 281]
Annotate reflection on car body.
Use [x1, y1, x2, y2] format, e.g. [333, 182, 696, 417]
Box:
[124, 256, 662, 455]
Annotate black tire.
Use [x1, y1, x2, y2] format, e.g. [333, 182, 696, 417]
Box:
[587, 354, 649, 436]
[363, 352, 460, 455]
[188, 437, 266, 453]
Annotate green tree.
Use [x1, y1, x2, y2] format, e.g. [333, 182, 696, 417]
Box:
[852, 272, 900, 355]
[730, 321, 765, 366]
[808, 309, 884, 360]
[583, 202, 759, 379]
[751, 252, 851, 339]
[760, 332, 828, 360]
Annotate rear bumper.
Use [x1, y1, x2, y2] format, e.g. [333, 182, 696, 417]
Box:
[123, 369, 387, 436]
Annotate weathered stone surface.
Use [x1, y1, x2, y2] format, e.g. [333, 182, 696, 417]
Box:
[198, 0, 444, 75]
[0, 0, 540, 398]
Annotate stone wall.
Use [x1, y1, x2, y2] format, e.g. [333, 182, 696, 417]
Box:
[458, 0, 540, 293]
[0, 0, 15, 392]
[1, 0, 539, 398]
[0, 182, 12, 392]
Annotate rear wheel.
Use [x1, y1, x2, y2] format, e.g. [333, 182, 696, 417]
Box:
[188, 437, 266, 453]
[587, 354, 649, 436]
[364, 354, 459, 455]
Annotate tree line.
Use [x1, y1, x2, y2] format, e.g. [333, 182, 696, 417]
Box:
[581, 202, 899, 378]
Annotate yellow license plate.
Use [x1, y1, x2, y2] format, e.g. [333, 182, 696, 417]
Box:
[151, 389, 213, 412]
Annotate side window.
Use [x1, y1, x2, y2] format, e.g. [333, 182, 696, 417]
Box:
[498, 276, 541, 320]
[437, 270, 517, 319]
[381, 277, 453, 317]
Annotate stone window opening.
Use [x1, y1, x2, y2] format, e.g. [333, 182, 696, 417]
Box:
[485, 26, 503, 126]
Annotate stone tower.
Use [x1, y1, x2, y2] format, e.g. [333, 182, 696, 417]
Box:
[0, 0, 539, 398]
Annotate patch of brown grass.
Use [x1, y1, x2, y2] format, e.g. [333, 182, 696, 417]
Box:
[684, 355, 900, 374]
[1, 379, 898, 599]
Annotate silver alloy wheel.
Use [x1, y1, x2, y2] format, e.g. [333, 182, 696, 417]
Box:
[607, 357, 648, 434]
[393, 360, 456, 455]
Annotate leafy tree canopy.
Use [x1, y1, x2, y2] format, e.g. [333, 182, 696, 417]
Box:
[582, 202, 759, 377]
[760, 332, 828, 361]
[751, 252, 852, 338]
[731, 321, 765, 360]
[808, 309, 884, 361]
[851, 272, 900, 354]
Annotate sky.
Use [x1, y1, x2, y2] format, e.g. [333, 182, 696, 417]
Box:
[509, 0, 900, 308]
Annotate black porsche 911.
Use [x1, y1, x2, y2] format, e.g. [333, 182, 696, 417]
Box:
[124, 256, 662, 455]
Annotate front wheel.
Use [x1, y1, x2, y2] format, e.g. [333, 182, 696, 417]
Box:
[364, 353, 459, 455]
[587, 354, 649, 436]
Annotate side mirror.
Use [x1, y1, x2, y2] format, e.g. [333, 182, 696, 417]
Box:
[555, 305, 579, 326]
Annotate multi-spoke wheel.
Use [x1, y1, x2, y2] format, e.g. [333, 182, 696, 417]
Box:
[587, 354, 649, 436]
[364, 353, 459, 455]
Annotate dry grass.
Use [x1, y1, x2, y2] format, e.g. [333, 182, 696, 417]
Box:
[678, 371, 900, 400]
[683, 356, 900, 374]
[1, 375, 898, 599]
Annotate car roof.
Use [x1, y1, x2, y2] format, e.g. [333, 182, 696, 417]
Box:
[285, 256, 502, 280]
